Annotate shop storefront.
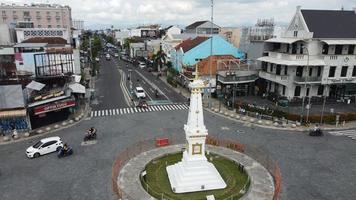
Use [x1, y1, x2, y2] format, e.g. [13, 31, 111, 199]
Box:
[0, 109, 29, 134]
[29, 98, 76, 129]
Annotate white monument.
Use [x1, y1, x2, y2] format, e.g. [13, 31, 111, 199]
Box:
[166, 68, 227, 193]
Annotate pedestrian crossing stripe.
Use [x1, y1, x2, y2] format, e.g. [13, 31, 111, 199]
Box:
[90, 103, 189, 118]
[329, 129, 356, 140]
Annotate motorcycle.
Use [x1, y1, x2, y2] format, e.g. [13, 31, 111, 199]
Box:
[84, 129, 97, 141]
[57, 147, 73, 158]
[309, 128, 323, 136]
[136, 100, 148, 109]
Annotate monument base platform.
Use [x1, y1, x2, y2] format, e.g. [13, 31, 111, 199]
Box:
[166, 151, 227, 193]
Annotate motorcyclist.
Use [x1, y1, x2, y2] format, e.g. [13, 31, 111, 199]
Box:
[62, 143, 68, 153]
[86, 127, 96, 140]
[155, 89, 159, 97]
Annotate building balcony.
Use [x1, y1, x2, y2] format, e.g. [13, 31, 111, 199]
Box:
[46, 16, 51, 20]
[55, 15, 60, 19]
[324, 77, 356, 84]
[23, 15, 31, 20]
[322, 55, 356, 63]
[13, 15, 18, 19]
[294, 76, 322, 84]
[258, 52, 325, 66]
[259, 71, 289, 85]
[217, 74, 258, 84]
[268, 51, 323, 61]
[36, 15, 41, 19]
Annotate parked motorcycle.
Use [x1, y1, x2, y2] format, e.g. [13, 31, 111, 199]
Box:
[57, 147, 73, 158]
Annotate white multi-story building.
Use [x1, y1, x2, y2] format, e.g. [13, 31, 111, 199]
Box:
[258, 6, 356, 101]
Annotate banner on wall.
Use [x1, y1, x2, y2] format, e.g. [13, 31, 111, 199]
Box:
[34, 99, 75, 115]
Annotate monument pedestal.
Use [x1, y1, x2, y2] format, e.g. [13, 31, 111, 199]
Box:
[166, 151, 226, 193]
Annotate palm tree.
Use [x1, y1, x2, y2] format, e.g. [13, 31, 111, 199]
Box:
[154, 49, 166, 72]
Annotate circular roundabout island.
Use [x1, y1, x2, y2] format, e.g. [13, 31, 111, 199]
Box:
[141, 151, 250, 200]
[116, 144, 275, 200]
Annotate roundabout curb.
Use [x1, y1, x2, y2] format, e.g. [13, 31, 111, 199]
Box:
[117, 144, 274, 200]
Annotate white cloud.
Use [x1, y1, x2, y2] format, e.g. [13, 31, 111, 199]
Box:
[3, 0, 356, 29]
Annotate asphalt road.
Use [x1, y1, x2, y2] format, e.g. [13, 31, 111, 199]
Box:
[91, 57, 128, 110]
[118, 58, 187, 104]
[1, 110, 356, 200]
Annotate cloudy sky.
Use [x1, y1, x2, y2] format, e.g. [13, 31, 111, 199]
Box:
[5, 0, 356, 29]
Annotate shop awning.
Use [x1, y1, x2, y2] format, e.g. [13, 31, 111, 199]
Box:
[69, 83, 86, 94]
[0, 85, 25, 109]
[26, 81, 45, 91]
[321, 40, 356, 45]
[265, 37, 303, 44]
[0, 109, 26, 118]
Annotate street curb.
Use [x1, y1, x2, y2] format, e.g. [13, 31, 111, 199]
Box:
[0, 104, 90, 146]
[204, 107, 354, 132]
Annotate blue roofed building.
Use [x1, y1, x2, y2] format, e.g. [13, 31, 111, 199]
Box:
[171, 35, 245, 73]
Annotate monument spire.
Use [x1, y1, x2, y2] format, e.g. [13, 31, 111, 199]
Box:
[166, 65, 226, 193]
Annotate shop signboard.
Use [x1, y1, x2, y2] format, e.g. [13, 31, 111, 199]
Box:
[34, 100, 75, 115]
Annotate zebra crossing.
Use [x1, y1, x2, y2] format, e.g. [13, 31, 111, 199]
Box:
[328, 129, 356, 140]
[90, 104, 189, 118]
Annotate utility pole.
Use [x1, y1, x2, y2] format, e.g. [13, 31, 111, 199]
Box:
[208, 0, 214, 108]
[320, 85, 328, 124]
[300, 45, 309, 124]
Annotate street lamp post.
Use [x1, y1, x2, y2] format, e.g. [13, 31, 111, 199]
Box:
[300, 46, 310, 124]
[320, 85, 328, 124]
[208, 0, 214, 108]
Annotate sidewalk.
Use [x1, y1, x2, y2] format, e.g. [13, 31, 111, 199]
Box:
[158, 73, 356, 132]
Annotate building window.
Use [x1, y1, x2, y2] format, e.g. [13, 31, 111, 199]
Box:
[270, 64, 273, 72]
[341, 66, 348, 77]
[294, 86, 301, 96]
[57, 25, 61, 28]
[13, 11, 16, 14]
[329, 66, 336, 77]
[38, 25, 41, 28]
[317, 85, 324, 95]
[348, 45, 355, 55]
[296, 66, 303, 77]
[306, 88, 310, 96]
[317, 66, 322, 76]
[353, 66, 356, 77]
[282, 85, 286, 95]
[309, 68, 313, 76]
[276, 65, 281, 75]
[48, 25, 52, 28]
[322, 44, 329, 55]
[262, 62, 267, 72]
[335, 45, 343, 55]
[284, 66, 288, 75]
[293, 31, 298, 37]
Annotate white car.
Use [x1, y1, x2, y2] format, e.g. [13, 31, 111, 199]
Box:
[139, 62, 146, 69]
[106, 54, 111, 60]
[135, 87, 146, 98]
[26, 136, 63, 158]
[95, 57, 100, 62]
[114, 53, 119, 58]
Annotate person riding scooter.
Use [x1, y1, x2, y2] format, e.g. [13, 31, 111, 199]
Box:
[84, 127, 97, 141]
[155, 89, 159, 97]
